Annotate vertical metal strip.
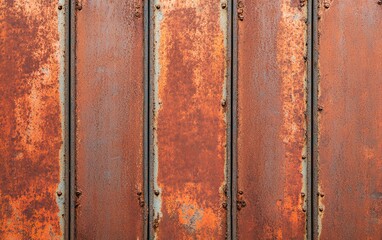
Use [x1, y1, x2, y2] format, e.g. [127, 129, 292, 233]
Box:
[312, 0, 319, 238]
[227, 0, 233, 238]
[306, 0, 313, 239]
[231, 0, 238, 239]
[63, 1, 70, 239]
[144, 0, 150, 239]
[69, 0, 77, 239]
[148, 0, 155, 238]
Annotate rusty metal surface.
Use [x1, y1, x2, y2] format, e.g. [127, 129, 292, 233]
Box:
[236, 0, 308, 238]
[150, 0, 229, 238]
[0, 0, 67, 239]
[74, 0, 145, 238]
[316, 1, 382, 238]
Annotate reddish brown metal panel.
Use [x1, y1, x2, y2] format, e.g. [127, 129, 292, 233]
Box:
[0, 0, 67, 239]
[75, 0, 145, 238]
[316, 1, 382, 238]
[236, 0, 308, 238]
[151, 0, 228, 238]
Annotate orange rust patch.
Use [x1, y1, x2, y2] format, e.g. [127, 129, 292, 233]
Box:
[153, 0, 227, 239]
[0, 0, 64, 239]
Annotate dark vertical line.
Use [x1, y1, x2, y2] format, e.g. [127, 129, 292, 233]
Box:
[144, 0, 150, 239]
[312, 0, 319, 238]
[148, 0, 154, 238]
[306, 0, 313, 239]
[231, 0, 238, 239]
[69, 0, 76, 239]
[64, 0, 70, 239]
[226, 0, 233, 238]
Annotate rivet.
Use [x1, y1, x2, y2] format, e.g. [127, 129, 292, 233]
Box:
[324, 2, 330, 9]
[301, 192, 305, 197]
[222, 203, 228, 209]
[319, 206, 324, 212]
[238, 190, 244, 195]
[58, 5, 63, 10]
[76, 190, 82, 197]
[57, 191, 62, 196]
[378, 0, 382, 5]
[154, 190, 160, 196]
[155, 4, 161, 9]
[221, 3, 227, 9]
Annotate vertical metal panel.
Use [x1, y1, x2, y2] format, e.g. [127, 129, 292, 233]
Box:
[315, 1, 382, 238]
[236, 0, 308, 238]
[0, 0, 68, 239]
[150, 0, 229, 238]
[74, 0, 145, 238]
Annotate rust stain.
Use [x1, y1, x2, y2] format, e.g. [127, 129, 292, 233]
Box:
[75, 0, 144, 238]
[317, 0, 382, 238]
[237, 0, 307, 238]
[0, 0, 65, 239]
[152, 0, 228, 238]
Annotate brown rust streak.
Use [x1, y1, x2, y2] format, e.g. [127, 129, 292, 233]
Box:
[75, 0, 144, 239]
[0, 0, 64, 239]
[237, 0, 307, 238]
[317, 1, 382, 238]
[153, 0, 227, 239]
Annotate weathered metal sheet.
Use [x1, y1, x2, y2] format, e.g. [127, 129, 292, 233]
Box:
[74, 0, 145, 238]
[0, 0, 68, 239]
[150, 0, 229, 238]
[315, 1, 382, 238]
[236, 0, 308, 238]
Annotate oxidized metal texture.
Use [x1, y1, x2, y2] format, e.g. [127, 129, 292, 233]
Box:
[151, 0, 228, 238]
[0, 0, 67, 239]
[75, 0, 145, 238]
[236, 0, 308, 238]
[316, 0, 382, 238]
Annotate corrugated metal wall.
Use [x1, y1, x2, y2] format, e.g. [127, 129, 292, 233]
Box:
[1, 0, 381, 239]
